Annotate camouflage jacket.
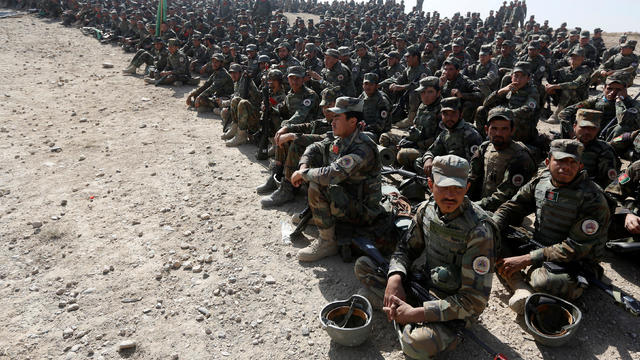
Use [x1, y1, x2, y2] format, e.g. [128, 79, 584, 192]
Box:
[194, 67, 234, 99]
[388, 197, 495, 323]
[581, 139, 620, 189]
[463, 61, 500, 96]
[483, 83, 539, 143]
[316, 61, 357, 97]
[279, 85, 319, 127]
[441, 74, 483, 102]
[165, 51, 190, 76]
[358, 90, 392, 135]
[406, 98, 442, 150]
[605, 160, 640, 215]
[424, 120, 483, 162]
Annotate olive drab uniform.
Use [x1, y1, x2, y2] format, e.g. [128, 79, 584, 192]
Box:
[493, 170, 610, 299]
[605, 160, 640, 244]
[581, 139, 620, 189]
[317, 62, 357, 97]
[440, 74, 483, 123]
[549, 64, 592, 116]
[354, 197, 495, 359]
[278, 85, 319, 127]
[420, 121, 483, 169]
[469, 140, 537, 212]
[192, 67, 235, 103]
[359, 89, 392, 137]
[299, 129, 383, 229]
[463, 60, 500, 97]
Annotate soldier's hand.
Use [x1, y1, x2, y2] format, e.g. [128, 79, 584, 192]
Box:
[422, 158, 433, 177]
[496, 254, 532, 279]
[277, 133, 297, 147]
[384, 274, 406, 313]
[384, 296, 425, 325]
[624, 213, 640, 234]
[439, 74, 447, 87]
[186, 94, 194, 106]
[291, 170, 305, 187]
[308, 70, 322, 80]
[451, 88, 462, 98]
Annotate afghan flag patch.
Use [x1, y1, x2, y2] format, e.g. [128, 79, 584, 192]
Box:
[618, 173, 631, 185]
[332, 145, 339, 154]
[545, 190, 558, 202]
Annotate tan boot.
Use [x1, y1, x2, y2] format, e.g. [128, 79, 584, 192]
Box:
[122, 64, 136, 74]
[225, 129, 248, 147]
[506, 272, 534, 315]
[297, 227, 338, 262]
[220, 123, 238, 140]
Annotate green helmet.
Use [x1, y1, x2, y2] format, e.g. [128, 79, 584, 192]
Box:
[525, 293, 582, 347]
[319, 294, 372, 347]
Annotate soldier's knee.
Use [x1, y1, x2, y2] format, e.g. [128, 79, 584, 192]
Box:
[400, 324, 450, 360]
[529, 267, 584, 300]
[353, 256, 377, 281]
[307, 182, 327, 208]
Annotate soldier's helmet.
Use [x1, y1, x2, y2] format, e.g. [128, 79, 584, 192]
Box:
[525, 293, 582, 347]
[319, 294, 372, 347]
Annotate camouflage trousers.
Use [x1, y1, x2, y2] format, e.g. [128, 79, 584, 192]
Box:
[130, 49, 155, 68]
[549, 89, 581, 118]
[378, 132, 424, 172]
[525, 266, 584, 300]
[275, 135, 322, 180]
[227, 97, 260, 132]
[354, 256, 460, 360]
[308, 182, 372, 230]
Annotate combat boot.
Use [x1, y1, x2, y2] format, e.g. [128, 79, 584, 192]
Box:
[506, 272, 534, 315]
[122, 64, 136, 74]
[256, 164, 282, 194]
[225, 129, 248, 147]
[297, 227, 338, 262]
[220, 123, 238, 140]
[260, 180, 294, 207]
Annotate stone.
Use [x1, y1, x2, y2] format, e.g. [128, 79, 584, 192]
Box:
[265, 276, 276, 285]
[67, 304, 79, 312]
[50, 146, 62, 153]
[199, 213, 211, 220]
[102, 266, 110, 275]
[301, 326, 310, 336]
[31, 221, 43, 229]
[102, 62, 114, 68]
[192, 265, 203, 273]
[63, 328, 74, 339]
[117, 340, 137, 352]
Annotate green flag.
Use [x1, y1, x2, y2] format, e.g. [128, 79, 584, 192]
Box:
[155, 0, 167, 37]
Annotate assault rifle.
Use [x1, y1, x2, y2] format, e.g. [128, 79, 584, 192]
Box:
[504, 226, 640, 316]
[391, 80, 419, 121]
[256, 85, 272, 160]
[352, 237, 508, 360]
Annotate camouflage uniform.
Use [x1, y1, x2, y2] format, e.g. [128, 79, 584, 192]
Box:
[581, 140, 619, 189]
[299, 127, 383, 229]
[462, 56, 500, 97]
[380, 47, 430, 122]
[359, 87, 392, 137]
[228, 75, 262, 132]
[278, 84, 319, 127]
[129, 41, 168, 70]
[493, 140, 610, 299]
[605, 160, 640, 245]
[355, 156, 495, 359]
[548, 54, 592, 117]
[441, 70, 483, 123]
[421, 120, 483, 168]
[191, 61, 235, 107]
[154, 45, 191, 84]
[592, 46, 639, 87]
[316, 57, 357, 97]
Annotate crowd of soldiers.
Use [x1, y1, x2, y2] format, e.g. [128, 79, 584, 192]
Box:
[15, 0, 640, 357]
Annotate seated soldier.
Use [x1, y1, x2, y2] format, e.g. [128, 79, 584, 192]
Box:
[183, 34, 209, 73]
[290, 97, 383, 262]
[609, 128, 640, 162]
[186, 53, 234, 112]
[259, 87, 338, 207]
[591, 41, 638, 88]
[220, 64, 262, 147]
[439, 57, 483, 124]
[493, 139, 610, 314]
[544, 48, 592, 124]
[354, 155, 495, 360]
[122, 37, 167, 75]
[379, 76, 442, 173]
[605, 160, 640, 254]
[144, 39, 191, 86]
[420, 97, 483, 177]
[469, 107, 537, 212]
[475, 62, 539, 145]
[358, 73, 392, 141]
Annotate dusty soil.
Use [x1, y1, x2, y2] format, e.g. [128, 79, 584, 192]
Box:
[0, 12, 639, 360]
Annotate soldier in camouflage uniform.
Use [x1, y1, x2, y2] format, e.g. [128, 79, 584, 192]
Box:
[469, 107, 537, 212]
[308, 48, 357, 97]
[186, 53, 234, 111]
[379, 51, 405, 85]
[144, 39, 191, 85]
[493, 139, 610, 314]
[438, 57, 483, 124]
[290, 97, 383, 262]
[605, 160, 640, 253]
[276, 66, 320, 128]
[544, 48, 592, 123]
[122, 37, 168, 75]
[462, 45, 500, 98]
[355, 155, 495, 360]
[183, 35, 209, 73]
[259, 87, 337, 207]
[591, 41, 638, 88]
[379, 76, 442, 172]
[301, 43, 324, 74]
[352, 42, 379, 90]
[358, 73, 392, 139]
[221, 64, 263, 147]
[475, 62, 539, 144]
[420, 97, 483, 176]
[494, 40, 517, 78]
[571, 109, 620, 189]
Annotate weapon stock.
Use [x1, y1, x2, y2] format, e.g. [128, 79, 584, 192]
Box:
[256, 86, 271, 160]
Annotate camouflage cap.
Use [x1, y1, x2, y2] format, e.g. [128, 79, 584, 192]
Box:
[440, 97, 461, 111]
[386, 51, 401, 59]
[221, 41, 230, 47]
[328, 96, 364, 114]
[338, 46, 351, 56]
[354, 41, 366, 49]
[246, 43, 257, 52]
[167, 38, 179, 47]
[580, 30, 590, 38]
[502, 40, 514, 47]
[406, 44, 421, 56]
[479, 45, 492, 55]
[258, 54, 271, 63]
[606, 71, 628, 85]
[153, 37, 164, 44]
[415, 76, 439, 92]
[287, 65, 306, 78]
[488, 107, 514, 123]
[527, 40, 540, 50]
[513, 61, 532, 75]
[550, 139, 584, 161]
[319, 87, 339, 106]
[453, 37, 465, 46]
[569, 29, 579, 36]
[362, 73, 379, 84]
[594, 28, 603, 33]
[276, 42, 291, 51]
[540, 34, 550, 42]
[325, 48, 340, 58]
[575, 109, 602, 128]
[228, 63, 242, 73]
[443, 57, 462, 69]
[622, 41, 636, 49]
[432, 155, 470, 188]
[569, 48, 585, 57]
[211, 53, 224, 61]
[304, 43, 317, 53]
[496, 31, 506, 39]
[267, 69, 284, 81]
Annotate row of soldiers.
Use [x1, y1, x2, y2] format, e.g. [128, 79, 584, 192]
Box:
[26, 0, 640, 358]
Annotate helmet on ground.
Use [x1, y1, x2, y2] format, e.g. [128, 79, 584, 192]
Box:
[319, 294, 372, 347]
[525, 293, 582, 347]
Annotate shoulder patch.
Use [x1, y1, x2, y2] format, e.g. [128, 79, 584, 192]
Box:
[512, 174, 525, 186]
[395, 71, 402, 77]
[470, 145, 479, 154]
[337, 155, 356, 171]
[303, 98, 312, 106]
[472, 256, 491, 275]
[528, 100, 536, 109]
[619, 172, 630, 184]
[539, 65, 545, 72]
[628, 108, 638, 114]
[612, 135, 624, 142]
[581, 219, 599, 235]
[608, 169, 618, 180]
[380, 110, 388, 118]
[337, 74, 344, 81]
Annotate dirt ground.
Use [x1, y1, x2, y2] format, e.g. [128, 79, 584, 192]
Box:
[0, 11, 639, 360]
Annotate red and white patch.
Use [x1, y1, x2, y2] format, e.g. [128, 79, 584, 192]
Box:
[332, 144, 339, 154]
[303, 98, 312, 106]
[380, 110, 388, 118]
[472, 256, 490, 275]
[581, 219, 599, 235]
[337, 74, 344, 81]
[512, 174, 524, 186]
[528, 101, 536, 109]
[608, 169, 618, 180]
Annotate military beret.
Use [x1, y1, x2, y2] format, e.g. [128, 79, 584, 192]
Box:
[211, 53, 224, 61]
[267, 69, 283, 81]
[167, 38, 179, 47]
[550, 139, 584, 162]
[228, 63, 242, 73]
[513, 61, 532, 75]
[319, 87, 339, 106]
[325, 48, 340, 58]
[338, 46, 351, 56]
[488, 107, 514, 124]
[362, 73, 379, 84]
[258, 55, 271, 63]
[569, 48, 585, 57]
[406, 44, 421, 56]
[386, 51, 401, 59]
[328, 96, 364, 114]
[580, 30, 590, 38]
[440, 97, 461, 111]
[287, 66, 306, 78]
[576, 109, 602, 127]
[415, 76, 439, 92]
